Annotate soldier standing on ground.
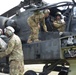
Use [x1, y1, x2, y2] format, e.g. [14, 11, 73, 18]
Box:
[27, 10, 47, 43]
[0, 26, 24, 75]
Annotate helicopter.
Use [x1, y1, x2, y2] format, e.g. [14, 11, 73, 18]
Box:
[0, 0, 76, 75]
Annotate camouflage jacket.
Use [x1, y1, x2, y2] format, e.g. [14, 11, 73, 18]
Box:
[27, 12, 47, 32]
[0, 34, 24, 62]
[53, 19, 65, 32]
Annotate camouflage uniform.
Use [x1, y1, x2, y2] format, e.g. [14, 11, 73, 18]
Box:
[0, 34, 24, 75]
[27, 12, 47, 43]
[53, 20, 65, 32]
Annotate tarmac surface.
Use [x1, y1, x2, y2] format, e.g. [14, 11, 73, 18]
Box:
[0, 64, 59, 75]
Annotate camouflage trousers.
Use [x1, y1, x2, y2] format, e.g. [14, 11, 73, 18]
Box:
[27, 27, 39, 43]
[9, 60, 24, 75]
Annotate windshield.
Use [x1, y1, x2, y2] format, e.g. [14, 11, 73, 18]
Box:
[73, 6, 76, 17]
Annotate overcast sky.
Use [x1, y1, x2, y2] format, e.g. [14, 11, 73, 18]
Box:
[0, 0, 72, 15]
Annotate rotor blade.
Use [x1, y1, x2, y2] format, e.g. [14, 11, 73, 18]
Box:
[0, 1, 25, 17]
[1, 6, 20, 17]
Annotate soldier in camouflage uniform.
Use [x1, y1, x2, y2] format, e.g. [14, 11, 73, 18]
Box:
[27, 10, 47, 43]
[53, 12, 65, 32]
[0, 26, 24, 75]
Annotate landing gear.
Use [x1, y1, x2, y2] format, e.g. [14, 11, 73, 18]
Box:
[24, 70, 37, 75]
[39, 60, 62, 75]
[39, 72, 47, 75]
[58, 70, 68, 75]
[24, 60, 69, 75]
[40, 60, 69, 75]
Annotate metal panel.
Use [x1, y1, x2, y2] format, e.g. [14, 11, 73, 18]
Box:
[23, 32, 61, 61]
[41, 39, 60, 59]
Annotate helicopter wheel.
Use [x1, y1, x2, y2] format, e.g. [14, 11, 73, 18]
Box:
[39, 72, 47, 75]
[24, 70, 37, 75]
[58, 70, 68, 75]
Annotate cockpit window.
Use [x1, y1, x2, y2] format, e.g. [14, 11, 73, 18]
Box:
[73, 6, 76, 17]
[58, 5, 72, 10]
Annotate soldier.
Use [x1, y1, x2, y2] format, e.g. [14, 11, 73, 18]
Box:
[43, 9, 55, 31]
[27, 10, 47, 43]
[53, 12, 65, 32]
[0, 28, 7, 51]
[0, 26, 24, 75]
